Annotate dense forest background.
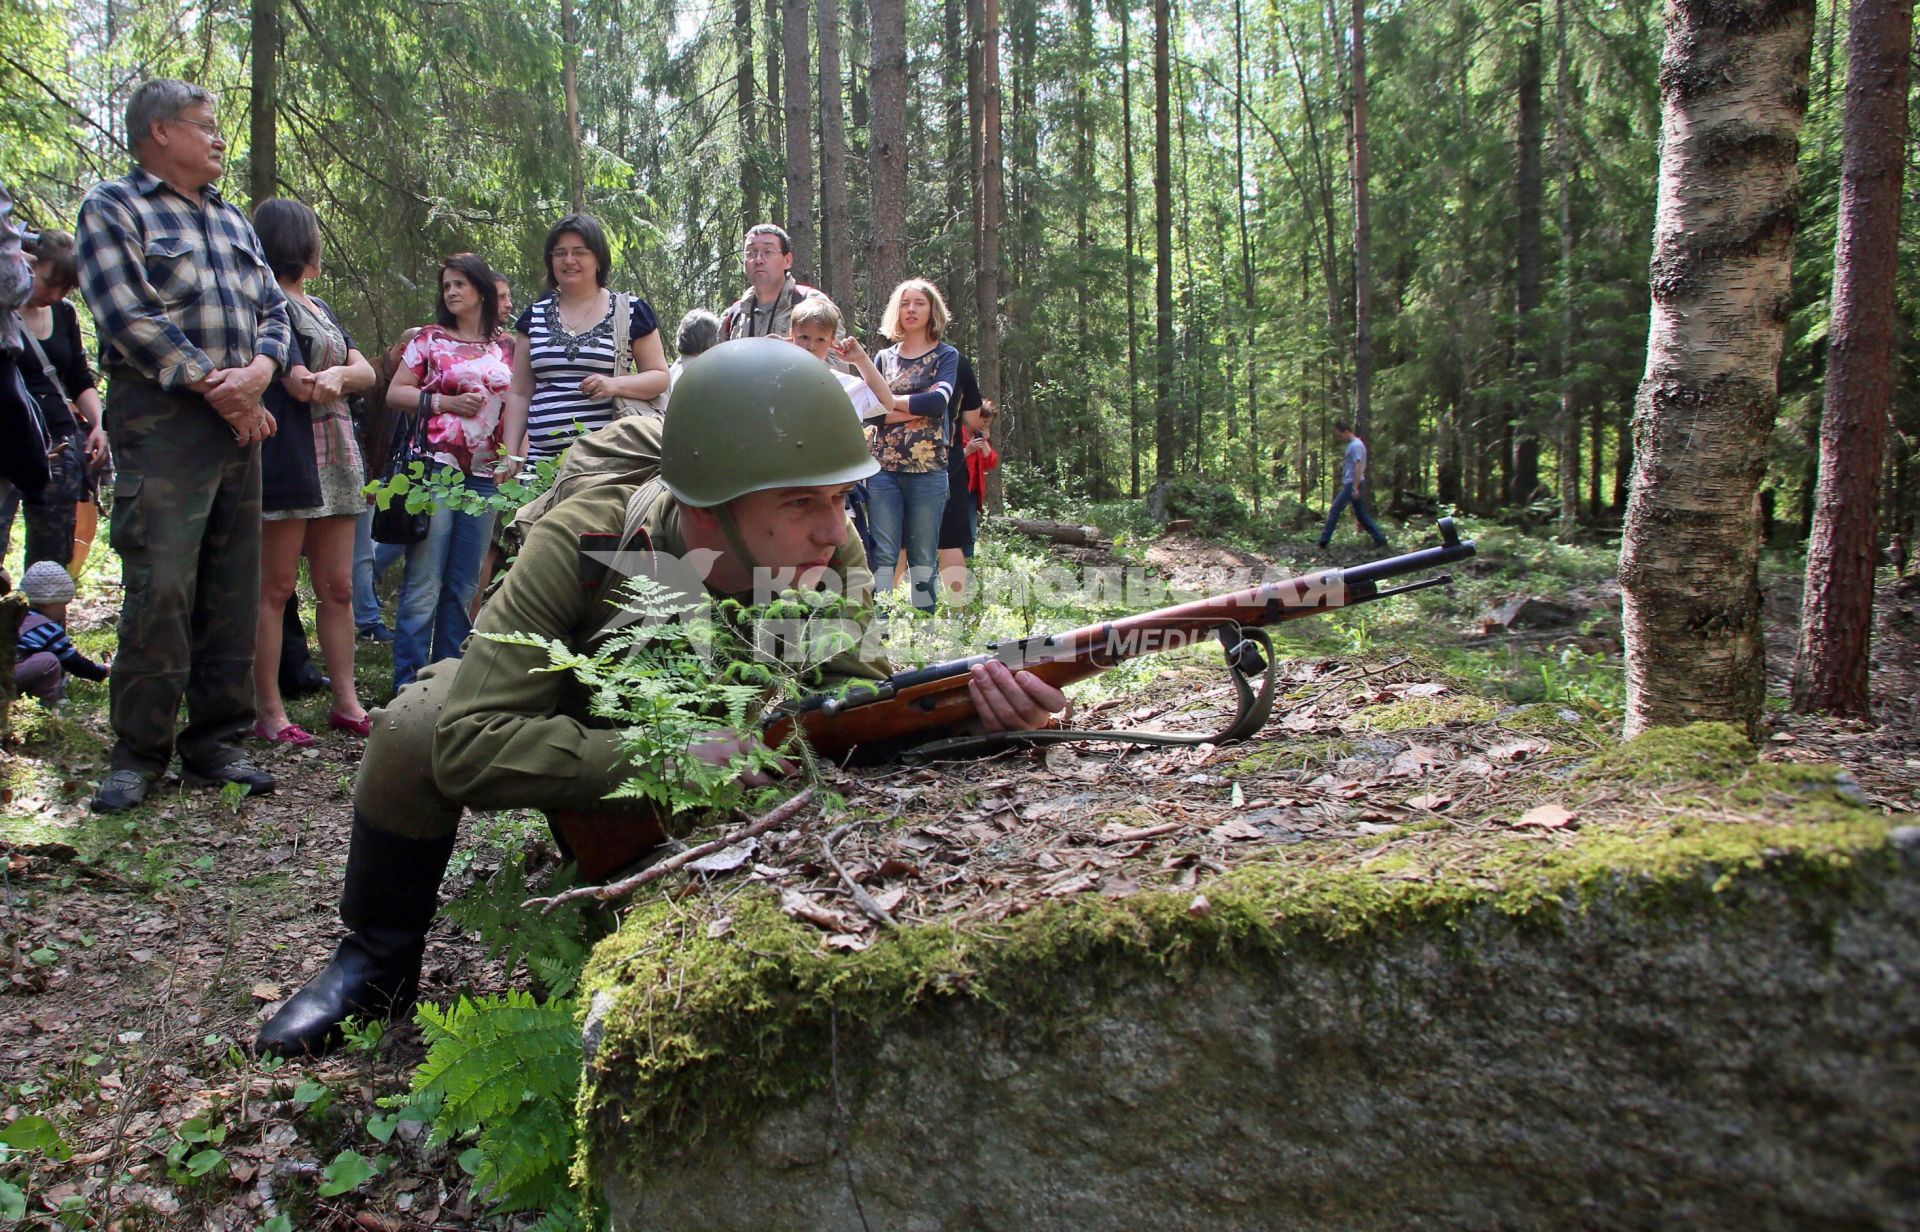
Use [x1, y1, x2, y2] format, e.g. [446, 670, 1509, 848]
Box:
[1, 0, 1915, 537]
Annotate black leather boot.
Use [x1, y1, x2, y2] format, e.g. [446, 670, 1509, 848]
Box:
[253, 813, 455, 1058]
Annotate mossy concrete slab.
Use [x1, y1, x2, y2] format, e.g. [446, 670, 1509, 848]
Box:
[581, 732, 1919, 1230]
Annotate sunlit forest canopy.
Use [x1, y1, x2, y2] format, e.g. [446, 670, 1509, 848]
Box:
[2, 0, 1913, 526]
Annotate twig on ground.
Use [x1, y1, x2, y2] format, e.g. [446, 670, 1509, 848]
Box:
[1098, 821, 1184, 845]
[524, 788, 816, 913]
[1282, 656, 1414, 716]
[824, 821, 898, 929]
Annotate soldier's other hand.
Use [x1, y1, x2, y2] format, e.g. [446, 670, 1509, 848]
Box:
[689, 730, 794, 788]
[968, 660, 1068, 734]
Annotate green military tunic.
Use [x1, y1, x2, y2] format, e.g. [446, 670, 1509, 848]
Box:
[418, 415, 888, 818]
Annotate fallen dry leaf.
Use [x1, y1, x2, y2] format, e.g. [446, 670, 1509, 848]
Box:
[1405, 792, 1453, 812]
[1209, 818, 1265, 842]
[1187, 894, 1212, 918]
[780, 889, 857, 934]
[1388, 744, 1449, 778]
[1488, 738, 1552, 763]
[822, 934, 869, 953]
[1513, 803, 1576, 829]
[248, 983, 281, 1002]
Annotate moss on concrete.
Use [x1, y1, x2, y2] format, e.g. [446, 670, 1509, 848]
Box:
[577, 722, 1905, 1190]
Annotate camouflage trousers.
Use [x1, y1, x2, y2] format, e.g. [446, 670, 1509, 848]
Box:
[104, 374, 262, 776]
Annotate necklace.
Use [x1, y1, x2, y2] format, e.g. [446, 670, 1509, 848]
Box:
[555, 290, 608, 336]
[545, 294, 612, 363]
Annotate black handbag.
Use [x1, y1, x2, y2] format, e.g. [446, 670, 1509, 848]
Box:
[371, 391, 433, 546]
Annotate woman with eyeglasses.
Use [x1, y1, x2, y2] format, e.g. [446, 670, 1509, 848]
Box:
[504, 213, 667, 466]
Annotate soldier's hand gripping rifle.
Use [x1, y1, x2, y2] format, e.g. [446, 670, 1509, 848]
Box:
[554, 519, 1475, 879]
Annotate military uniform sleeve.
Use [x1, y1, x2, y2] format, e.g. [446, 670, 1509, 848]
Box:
[433, 490, 636, 809]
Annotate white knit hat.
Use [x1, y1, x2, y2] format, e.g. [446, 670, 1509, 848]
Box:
[20, 561, 77, 606]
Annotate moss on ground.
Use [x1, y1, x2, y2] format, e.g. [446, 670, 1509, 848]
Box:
[1356, 695, 1499, 731]
[578, 722, 1908, 1189]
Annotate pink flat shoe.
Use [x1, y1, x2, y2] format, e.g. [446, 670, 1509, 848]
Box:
[253, 719, 317, 748]
[328, 711, 372, 737]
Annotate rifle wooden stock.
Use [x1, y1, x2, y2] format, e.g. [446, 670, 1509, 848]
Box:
[553, 520, 1476, 879]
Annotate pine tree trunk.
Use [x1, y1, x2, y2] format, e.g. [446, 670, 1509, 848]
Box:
[1152, 0, 1175, 481]
[1509, 3, 1544, 504]
[1234, 0, 1260, 513]
[249, 0, 277, 207]
[945, 0, 970, 336]
[817, 0, 853, 310]
[1792, 0, 1913, 717]
[767, 0, 785, 223]
[1120, 0, 1142, 498]
[1348, 0, 1373, 446]
[1619, 0, 1815, 739]
[979, 0, 1005, 511]
[783, 0, 816, 278]
[737, 0, 761, 225]
[1554, 0, 1579, 540]
[867, 0, 908, 329]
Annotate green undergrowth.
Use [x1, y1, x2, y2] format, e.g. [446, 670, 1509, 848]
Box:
[577, 722, 1906, 1187]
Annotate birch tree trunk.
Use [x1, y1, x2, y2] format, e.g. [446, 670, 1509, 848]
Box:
[782, 0, 816, 278]
[1791, 0, 1913, 717]
[817, 0, 853, 310]
[867, 0, 909, 329]
[1619, 0, 1815, 739]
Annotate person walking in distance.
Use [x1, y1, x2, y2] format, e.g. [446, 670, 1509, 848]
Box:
[1317, 420, 1389, 552]
[74, 78, 291, 813]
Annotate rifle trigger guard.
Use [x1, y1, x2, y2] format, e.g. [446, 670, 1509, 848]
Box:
[899, 623, 1281, 763]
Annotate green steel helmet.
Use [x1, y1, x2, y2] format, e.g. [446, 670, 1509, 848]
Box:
[660, 337, 880, 507]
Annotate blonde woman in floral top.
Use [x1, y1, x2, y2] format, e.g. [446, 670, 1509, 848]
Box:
[866, 278, 960, 614]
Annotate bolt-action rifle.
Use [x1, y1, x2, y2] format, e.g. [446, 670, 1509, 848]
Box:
[554, 519, 1476, 879]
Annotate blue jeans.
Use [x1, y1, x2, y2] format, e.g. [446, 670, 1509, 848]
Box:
[392, 475, 494, 690]
[352, 505, 406, 631]
[866, 468, 951, 614]
[1319, 483, 1387, 547]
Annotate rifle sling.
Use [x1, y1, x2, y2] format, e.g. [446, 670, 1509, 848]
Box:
[900, 625, 1279, 762]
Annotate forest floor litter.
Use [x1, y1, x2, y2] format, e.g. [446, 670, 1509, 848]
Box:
[3, 527, 1917, 1229]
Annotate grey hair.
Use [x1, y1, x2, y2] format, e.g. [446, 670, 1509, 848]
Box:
[676, 309, 722, 359]
[126, 79, 215, 156]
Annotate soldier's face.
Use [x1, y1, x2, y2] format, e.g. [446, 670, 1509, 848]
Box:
[723, 483, 856, 582]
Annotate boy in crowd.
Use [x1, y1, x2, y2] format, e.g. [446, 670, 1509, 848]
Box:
[14, 561, 108, 705]
[783, 296, 893, 422]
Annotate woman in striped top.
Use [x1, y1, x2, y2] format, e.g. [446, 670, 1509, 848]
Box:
[505, 213, 667, 462]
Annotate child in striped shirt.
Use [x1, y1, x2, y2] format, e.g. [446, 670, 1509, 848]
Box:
[14, 562, 107, 705]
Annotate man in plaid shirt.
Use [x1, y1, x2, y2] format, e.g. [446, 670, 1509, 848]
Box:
[75, 78, 292, 812]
